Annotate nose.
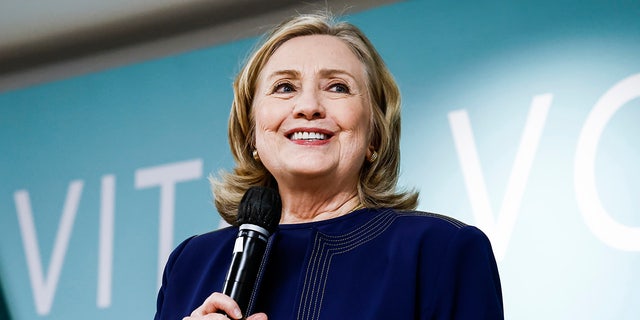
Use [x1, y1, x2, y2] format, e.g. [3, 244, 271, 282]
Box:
[292, 88, 325, 120]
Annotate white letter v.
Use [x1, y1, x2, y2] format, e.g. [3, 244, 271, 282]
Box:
[14, 181, 83, 315]
[448, 94, 551, 261]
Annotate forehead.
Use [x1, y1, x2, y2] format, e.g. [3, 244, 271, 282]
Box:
[260, 34, 366, 78]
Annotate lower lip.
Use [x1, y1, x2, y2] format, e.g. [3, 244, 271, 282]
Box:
[290, 138, 331, 146]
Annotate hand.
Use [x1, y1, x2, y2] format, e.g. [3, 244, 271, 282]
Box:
[182, 292, 268, 320]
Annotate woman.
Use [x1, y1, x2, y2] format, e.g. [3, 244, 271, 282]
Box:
[155, 12, 503, 320]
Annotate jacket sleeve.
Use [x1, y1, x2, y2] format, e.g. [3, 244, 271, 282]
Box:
[154, 235, 196, 320]
[431, 226, 504, 319]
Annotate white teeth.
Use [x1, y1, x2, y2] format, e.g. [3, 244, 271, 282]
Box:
[291, 132, 327, 140]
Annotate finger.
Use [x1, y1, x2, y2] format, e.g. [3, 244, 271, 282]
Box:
[202, 314, 234, 320]
[184, 313, 234, 320]
[191, 292, 242, 319]
[247, 313, 268, 320]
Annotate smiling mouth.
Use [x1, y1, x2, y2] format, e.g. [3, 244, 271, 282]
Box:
[288, 131, 330, 141]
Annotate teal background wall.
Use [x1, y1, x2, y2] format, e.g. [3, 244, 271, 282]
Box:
[0, 277, 9, 319]
[1, 0, 639, 318]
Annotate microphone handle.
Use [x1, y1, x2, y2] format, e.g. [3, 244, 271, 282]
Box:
[222, 227, 269, 315]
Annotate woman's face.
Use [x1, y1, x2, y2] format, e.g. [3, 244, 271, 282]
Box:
[252, 35, 372, 188]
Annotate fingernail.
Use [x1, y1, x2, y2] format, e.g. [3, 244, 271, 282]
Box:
[233, 308, 242, 318]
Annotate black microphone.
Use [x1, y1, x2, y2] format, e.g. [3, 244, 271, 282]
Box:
[221, 186, 281, 317]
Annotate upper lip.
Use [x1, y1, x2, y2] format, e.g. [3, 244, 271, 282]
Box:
[284, 127, 334, 139]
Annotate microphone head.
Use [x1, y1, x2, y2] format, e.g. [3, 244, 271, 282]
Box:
[237, 186, 282, 234]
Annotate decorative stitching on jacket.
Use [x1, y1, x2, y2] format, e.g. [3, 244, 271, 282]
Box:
[296, 209, 397, 320]
[294, 209, 466, 320]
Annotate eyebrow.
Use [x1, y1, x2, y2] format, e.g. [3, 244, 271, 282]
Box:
[265, 68, 357, 81]
[265, 69, 300, 81]
[318, 68, 357, 80]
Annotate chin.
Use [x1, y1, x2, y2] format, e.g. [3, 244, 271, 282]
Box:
[282, 163, 335, 178]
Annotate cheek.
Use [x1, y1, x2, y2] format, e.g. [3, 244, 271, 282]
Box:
[253, 102, 286, 146]
[253, 102, 278, 131]
[339, 102, 372, 139]
[334, 107, 372, 160]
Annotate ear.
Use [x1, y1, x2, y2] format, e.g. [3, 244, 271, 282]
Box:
[366, 145, 375, 161]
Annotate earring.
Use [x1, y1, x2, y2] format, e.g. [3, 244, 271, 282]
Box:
[252, 149, 260, 161]
[368, 151, 378, 163]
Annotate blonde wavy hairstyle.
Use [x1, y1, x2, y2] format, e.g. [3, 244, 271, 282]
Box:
[212, 12, 418, 224]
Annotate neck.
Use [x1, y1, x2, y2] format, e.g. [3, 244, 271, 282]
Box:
[278, 188, 363, 224]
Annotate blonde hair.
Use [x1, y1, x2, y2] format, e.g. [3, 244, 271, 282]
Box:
[212, 12, 418, 224]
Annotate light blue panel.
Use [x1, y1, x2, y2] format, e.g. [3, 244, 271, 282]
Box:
[1, 0, 639, 319]
[0, 39, 256, 319]
[350, 1, 640, 319]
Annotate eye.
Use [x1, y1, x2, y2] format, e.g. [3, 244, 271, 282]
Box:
[328, 82, 350, 94]
[273, 82, 295, 94]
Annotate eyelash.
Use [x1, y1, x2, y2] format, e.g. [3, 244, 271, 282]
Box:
[273, 81, 295, 93]
[270, 81, 351, 94]
[328, 82, 350, 94]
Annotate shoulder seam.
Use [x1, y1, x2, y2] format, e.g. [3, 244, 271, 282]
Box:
[398, 210, 468, 228]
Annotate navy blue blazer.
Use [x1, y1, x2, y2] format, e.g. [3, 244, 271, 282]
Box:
[154, 208, 504, 319]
